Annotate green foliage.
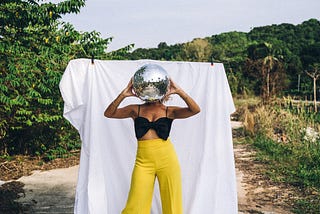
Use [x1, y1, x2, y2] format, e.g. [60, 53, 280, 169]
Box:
[209, 31, 250, 63]
[301, 42, 320, 67]
[182, 38, 212, 62]
[248, 101, 320, 213]
[252, 134, 320, 213]
[253, 135, 320, 188]
[245, 42, 287, 99]
[0, 0, 130, 158]
[125, 42, 184, 61]
[124, 19, 320, 99]
[293, 198, 320, 214]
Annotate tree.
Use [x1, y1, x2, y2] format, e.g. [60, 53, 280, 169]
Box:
[263, 51, 278, 99]
[246, 42, 286, 101]
[183, 38, 212, 62]
[305, 64, 320, 112]
[209, 31, 249, 63]
[0, 0, 124, 157]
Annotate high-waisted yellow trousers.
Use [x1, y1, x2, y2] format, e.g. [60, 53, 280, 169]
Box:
[122, 138, 183, 214]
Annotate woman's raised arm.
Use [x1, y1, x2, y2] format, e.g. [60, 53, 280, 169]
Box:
[104, 79, 137, 119]
[165, 79, 201, 119]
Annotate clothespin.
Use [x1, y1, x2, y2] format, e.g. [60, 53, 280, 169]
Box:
[91, 55, 94, 64]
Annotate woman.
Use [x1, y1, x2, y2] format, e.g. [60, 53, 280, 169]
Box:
[104, 78, 200, 214]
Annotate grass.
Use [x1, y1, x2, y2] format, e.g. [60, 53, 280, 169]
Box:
[233, 96, 261, 108]
[236, 97, 320, 213]
[251, 135, 320, 213]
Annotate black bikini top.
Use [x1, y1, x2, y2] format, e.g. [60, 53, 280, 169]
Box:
[134, 105, 173, 140]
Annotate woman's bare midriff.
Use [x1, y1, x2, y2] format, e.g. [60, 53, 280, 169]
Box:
[138, 129, 162, 140]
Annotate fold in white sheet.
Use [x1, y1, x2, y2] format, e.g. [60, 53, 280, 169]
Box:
[59, 59, 238, 214]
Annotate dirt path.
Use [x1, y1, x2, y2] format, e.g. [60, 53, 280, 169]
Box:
[235, 143, 294, 214]
[1, 122, 295, 213]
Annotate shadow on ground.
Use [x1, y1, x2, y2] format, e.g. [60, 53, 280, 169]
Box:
[0, 166, 78, 214]
[0, 181, 28, 213]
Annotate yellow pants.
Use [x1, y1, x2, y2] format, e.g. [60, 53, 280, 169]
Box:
[122, 138, 183, 214]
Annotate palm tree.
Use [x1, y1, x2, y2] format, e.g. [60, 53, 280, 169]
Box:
[262, 46, 279, 100]
[246, 42, 284, 102]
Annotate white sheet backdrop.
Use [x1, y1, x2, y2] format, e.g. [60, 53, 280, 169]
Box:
[59, 59, 238, 214]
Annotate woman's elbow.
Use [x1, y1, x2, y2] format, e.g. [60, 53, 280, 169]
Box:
[193, 104, 201, 114]
[104, 110, 113, 118]
[189, 106, 200, 116]
[194, 107, 201, 115]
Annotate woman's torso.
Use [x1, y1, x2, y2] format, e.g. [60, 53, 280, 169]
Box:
[134, 103, 173, 140]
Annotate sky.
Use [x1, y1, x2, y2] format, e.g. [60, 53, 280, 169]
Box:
[56, 0, 320, 51]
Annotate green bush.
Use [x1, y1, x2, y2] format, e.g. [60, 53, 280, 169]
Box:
[0, 0, 130, 158]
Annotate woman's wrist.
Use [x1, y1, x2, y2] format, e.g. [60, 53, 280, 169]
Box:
[119, 93, 126, 99]
[119, 90, 130, 98]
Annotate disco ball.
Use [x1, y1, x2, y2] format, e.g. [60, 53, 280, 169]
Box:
[133, 64, 170, 102]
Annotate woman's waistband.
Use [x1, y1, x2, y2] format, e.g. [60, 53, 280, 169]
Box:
[137, 138, 171, 148]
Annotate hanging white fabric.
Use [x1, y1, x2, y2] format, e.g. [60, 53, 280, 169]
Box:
[59, 59, 238, 214]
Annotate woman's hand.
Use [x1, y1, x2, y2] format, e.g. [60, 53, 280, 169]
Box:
[166, 79, 182, 96]
[164, 78, 201, 119]
[121, 78, 136, 97]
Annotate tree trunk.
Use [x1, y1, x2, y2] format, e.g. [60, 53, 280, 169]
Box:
[313, 77, 317, 112]
[267, 70, 270, 99]
[305, 69, 319, 112]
